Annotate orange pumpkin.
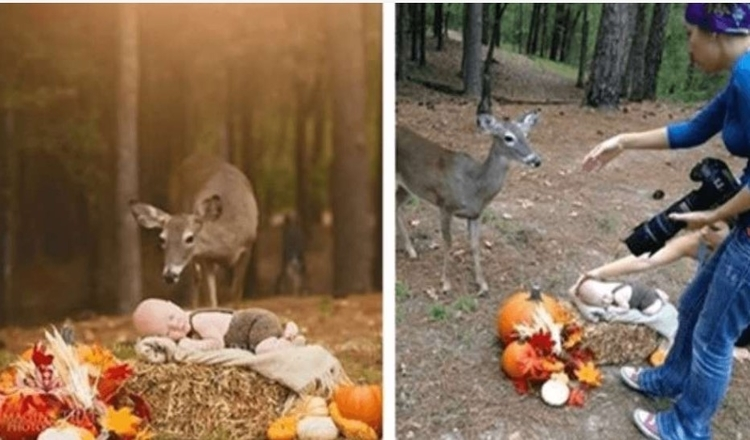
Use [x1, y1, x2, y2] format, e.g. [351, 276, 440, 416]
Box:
[496, 286, 565, 345]
[333, 384, 382, 433]
[501, 340, 537, 379]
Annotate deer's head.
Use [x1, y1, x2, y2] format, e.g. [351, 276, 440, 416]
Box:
[129, 195, 223, 284]
[477, 109, 542, 168]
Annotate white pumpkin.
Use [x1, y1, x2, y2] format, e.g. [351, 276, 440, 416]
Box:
[38, 425, 93, 440]
[541, 379, 570, 407]
[297, 416, 339, 440]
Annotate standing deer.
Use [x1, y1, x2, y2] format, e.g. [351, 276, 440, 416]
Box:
[130, 154, 258, 308]
[396, 78, 541, 296]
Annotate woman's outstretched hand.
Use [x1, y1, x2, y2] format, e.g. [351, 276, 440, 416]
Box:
[583, 135, 624, 172]
[669, 211, 717, 230]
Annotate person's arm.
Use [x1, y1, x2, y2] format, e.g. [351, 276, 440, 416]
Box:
[672, 188, 750, 229]
[582, 128, 669, 171]
[586, 232, 700, 279]
[583, 89, 728, 172]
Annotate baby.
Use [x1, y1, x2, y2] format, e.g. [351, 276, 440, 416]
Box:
[569, 275, 668, 318]
[132, 298, 303, 354]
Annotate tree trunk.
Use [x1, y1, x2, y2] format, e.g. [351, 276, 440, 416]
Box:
[328, 4, 372, 297]
[585, 4, 634, 108]
[516, 4, 524, 53]
[434, 3, 444, 51]
[481, 4, 490, 45]
[410, 4, 418, 62]
[539, 4, 549, 57]
[418, 3, 426, 66]
[0, 108, 16, 326]
[562, 7, 582, 63]
[576, 4, 589, 88]
[484, 4, 508, 73]
[396, 3, 406, 80]
[115, 3, 142, 313]
[643, 3, 671, 100]
[626, 4, 648, 101]
[549, 4, 567, 61]
[526, 4, 540, 54]
[463, 3, 483, 96]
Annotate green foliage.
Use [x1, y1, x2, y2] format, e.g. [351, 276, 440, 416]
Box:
[429, 303, 449, 321]
[396, 281, 411, 300]
[452, 295, 477, 314]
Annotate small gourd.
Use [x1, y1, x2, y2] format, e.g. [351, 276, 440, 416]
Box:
[329, 402, 379, 440]
[540, 379, 570, 406]
[297, 416, 339, 440]
[333, 384, 382, 434]
[500, 340, 537, 379]
[267, 415, 297, 440]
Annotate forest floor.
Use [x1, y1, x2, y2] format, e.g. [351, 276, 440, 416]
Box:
[396, 38, 750, 438]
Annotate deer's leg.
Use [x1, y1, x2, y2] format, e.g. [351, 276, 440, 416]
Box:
[468, 217, 488, 296]
[206, 263, 219, 308]
[190, 262, 203, 309]
[397, 186, 418, 259]
[440, 209, 453, 293]
[230, 248, 251, 304]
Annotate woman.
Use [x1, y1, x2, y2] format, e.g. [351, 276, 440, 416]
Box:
[583, 4, 750, 439]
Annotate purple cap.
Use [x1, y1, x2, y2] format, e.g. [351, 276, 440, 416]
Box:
[685, 3, 750, 34]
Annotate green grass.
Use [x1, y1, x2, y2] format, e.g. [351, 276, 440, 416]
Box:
[452, 296, 477, 314]
[396, 281, 411, 301]
[429, 304, 450, 321]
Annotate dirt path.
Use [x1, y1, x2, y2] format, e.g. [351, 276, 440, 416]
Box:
[397, 40, 750, 439]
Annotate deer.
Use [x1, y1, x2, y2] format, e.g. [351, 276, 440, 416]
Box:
[396, 74, 542, 296]
[130, 154, 258, 308]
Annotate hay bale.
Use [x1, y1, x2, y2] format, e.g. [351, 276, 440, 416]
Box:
[126, 361, 292, 439]
[583, 322, 661, 365]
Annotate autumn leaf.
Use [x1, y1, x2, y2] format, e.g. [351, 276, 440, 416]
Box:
[511, 378, 530, 395]
[77, 344, 117, 373]
[98, 363, 133, 402]
[567, 387, 586, 407]
[100, 406, 141, 437]
[562, 324, 583, 349]
[541, 357, 565, 374]
[0, 368, 17, 393]
[528, 331, 555, 355]
[128, 392, 152, 422]
[575, 361, 602, 387]
[32, 343, 54, 368]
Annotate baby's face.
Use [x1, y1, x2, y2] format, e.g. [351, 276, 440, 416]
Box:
[577, 280, 614, 307]
[133, 299, 191, 340]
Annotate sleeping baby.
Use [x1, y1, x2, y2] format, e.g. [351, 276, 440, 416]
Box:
[568, 275, 669, 320]
[132, 298, 304, 354]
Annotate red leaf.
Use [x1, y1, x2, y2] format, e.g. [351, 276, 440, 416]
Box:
[528, 331, 555, 355]
[567, 387, 586, 407]
[511, 378, 530, 395]
[31, 344, 53, 368]
[128, 392, 152, 422]
[98, 364, 133, 402]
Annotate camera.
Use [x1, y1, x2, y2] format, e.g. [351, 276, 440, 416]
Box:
[624, 157, 740, 256]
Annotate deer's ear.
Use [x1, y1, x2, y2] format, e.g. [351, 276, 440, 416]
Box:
[197, 194, 223, 222]
[476, 113, 498, 133]
[130, 201, 170, 229]
[516, 109, 540, 135]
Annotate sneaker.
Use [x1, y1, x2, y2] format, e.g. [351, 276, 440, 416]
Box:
[620, 366, 644, 392]
[633, 408, 661, 440]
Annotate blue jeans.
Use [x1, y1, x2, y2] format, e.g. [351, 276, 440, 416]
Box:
[638, 227, 750, 439]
